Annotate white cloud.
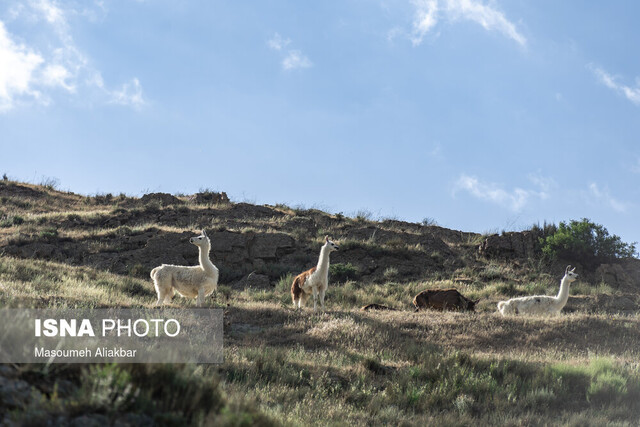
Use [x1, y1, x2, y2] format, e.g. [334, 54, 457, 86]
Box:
[32, 0, 66, 27]
[268, 33, 312, 71]
[410, 0, 526, 47]
[267, 33, 290, 51]
[586, 183, 628, 213]
[111, 78, 145, 108]
[0, 1, 145, 112]
[282, 50, 312, 70]
[411, 0, 438, 46]
[592, 66, 640, 105]
[0, 21, 44, 111]
[454, 173, 550, 211]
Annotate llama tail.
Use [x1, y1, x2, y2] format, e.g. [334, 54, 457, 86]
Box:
[150, 266, 161, 280]
[291, 276, 303, 307]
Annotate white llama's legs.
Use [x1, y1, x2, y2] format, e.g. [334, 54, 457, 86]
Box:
[312, 287, 318, 312]
[297, 292, 308, 309]
[163, 289, 175, 305]
[319, 289, 326, 311]
[154, 279, 169, 306]
[197, 288, 205, 307]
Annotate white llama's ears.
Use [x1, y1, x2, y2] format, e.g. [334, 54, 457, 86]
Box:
[565, 265, 572, 274]
[202, 230, 207, 237]
[325, 235, 329, 242]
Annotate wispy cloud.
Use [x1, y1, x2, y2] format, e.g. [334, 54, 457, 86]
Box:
[0, 0, 145, 112]
[411, 0, 439, 45]
[586, 183, 628, 213]
[267, 33, 291, 51]
[591, 66, 640, 105]
[454, 173, 551, 211]
[282, 50, 312, 70]
[410, 0, 526, 47]
[268, 32, 312, 71]
[110, 78, 145, 109]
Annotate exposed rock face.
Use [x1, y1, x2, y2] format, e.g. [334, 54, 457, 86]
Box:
[478, 231, 541, 259]
[596, 263, 638, 291]
[4, 230, 298, 282]
[248, 233, 295, 259]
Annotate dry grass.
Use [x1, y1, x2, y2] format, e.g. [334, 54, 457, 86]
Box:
[220, 297, 640, 425]
[2, 254, 640, 425]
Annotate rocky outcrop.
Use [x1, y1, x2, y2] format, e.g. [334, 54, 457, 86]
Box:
[478, 231, 542, 259]
[596, 262, 639, 291]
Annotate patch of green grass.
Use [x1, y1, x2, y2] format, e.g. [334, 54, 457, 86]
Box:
[0, 214, 25, 227]
[382, 266, 398, 280]
[275, 273, 294, 293]
[39, 227, 59, 241]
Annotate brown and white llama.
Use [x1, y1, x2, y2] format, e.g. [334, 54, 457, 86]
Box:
[291, 236, 339, 312]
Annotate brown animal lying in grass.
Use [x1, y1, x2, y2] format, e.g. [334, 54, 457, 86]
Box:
[413, 288, 478, 312]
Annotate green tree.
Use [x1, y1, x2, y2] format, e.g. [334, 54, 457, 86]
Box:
[541, 218, 637, 261]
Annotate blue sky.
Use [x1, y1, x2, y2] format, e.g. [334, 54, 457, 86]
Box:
[1, 0, 639, 247]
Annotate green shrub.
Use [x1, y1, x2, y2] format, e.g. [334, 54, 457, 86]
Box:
[329, 263, 359, 283]
[540, 218, 637, 261]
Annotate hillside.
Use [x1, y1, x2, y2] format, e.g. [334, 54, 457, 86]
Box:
[1, 180, 640, 425]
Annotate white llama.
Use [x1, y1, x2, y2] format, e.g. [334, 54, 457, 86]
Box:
[291, 236, 339, 312]
[150, 230, 219, 307]
[497, 265, 578, 316]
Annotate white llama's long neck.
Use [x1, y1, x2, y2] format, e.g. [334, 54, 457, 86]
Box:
[315, 244, 332, 275]
[554, 274, 572, 308]
[198, 243, 218, 276]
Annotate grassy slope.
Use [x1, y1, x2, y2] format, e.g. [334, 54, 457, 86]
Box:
[1, 181, 640, 426]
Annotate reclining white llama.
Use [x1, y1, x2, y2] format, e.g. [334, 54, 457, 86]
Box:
[497, 265, 578, 316]
[150, 230, 219, 307]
